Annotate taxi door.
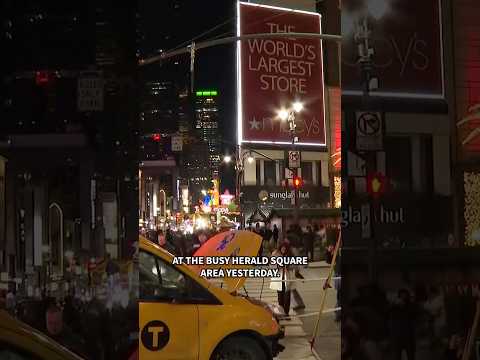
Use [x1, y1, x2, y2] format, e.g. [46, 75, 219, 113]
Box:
[139, 250, 199, 360]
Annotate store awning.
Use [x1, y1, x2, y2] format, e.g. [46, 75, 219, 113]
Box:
[247, 208, 270, 223]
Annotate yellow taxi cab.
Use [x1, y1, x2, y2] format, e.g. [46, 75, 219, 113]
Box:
[139, 234, 284, 360]
[0, 310, 84, 360]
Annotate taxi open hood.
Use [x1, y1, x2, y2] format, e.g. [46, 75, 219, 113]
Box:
[190, 230, 262, 293]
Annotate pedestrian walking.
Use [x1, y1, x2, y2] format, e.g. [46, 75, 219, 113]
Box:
[254, 223, 265, 256]
[262, 222, 273, 255]
[281, 238, 305, 311]
[272, 224, 279, 248]
[304, 225, 315, 261]
[270, 241, 297, 317]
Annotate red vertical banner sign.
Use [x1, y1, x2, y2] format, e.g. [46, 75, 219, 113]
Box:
[328, 86, 341, 170]
[237, 2, 326, 146]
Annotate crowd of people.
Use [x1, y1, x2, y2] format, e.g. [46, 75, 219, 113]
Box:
[247, 221, 329, 261]
[142, 227, 212, 257]
[342, 282, 476, 360]
[143, 221, 333, 261]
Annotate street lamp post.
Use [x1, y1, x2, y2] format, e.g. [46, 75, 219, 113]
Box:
[224, 148, 254, 229]
[278, 102, 303, 225]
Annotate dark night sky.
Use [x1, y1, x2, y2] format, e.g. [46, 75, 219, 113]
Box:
[139, 1, 238, 191]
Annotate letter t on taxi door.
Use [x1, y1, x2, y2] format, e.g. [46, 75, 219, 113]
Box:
[148, 326, 164, 348]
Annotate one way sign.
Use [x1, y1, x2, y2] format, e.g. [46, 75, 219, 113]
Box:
[356, 112, 383, 151]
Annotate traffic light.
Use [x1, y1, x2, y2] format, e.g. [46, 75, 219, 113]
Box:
[35, 71, 50, 86]
[367, 172, 387, 197]
[151, 133, 161, 142]
[293, 176, 303, 189]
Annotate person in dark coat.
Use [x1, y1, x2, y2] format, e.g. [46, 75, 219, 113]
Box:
[157, 230, 176, 254]
[272, 224, 279, 247]
[261, 222, 273, 256]
[389, 289, 417, 360]
[253, 223, 264, 256]
[304, 225, 315, 261]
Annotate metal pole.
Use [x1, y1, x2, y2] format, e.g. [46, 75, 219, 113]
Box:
[236, 145, 244, 229]
[357, 16, 377, 282]
[291, 115, 299, 225]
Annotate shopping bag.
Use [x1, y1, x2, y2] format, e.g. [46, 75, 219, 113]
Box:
[269, 276, 283, 291]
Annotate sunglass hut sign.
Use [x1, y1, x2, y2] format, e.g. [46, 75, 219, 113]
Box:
[259, 190, 310, 202]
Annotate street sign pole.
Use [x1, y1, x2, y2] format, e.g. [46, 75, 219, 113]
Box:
[355, 18, 379, 282]
[289, 119, 299, 225]
[367, 195, 377, 282]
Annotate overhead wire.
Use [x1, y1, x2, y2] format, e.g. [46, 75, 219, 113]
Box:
[166, 18, 234, 53]
[158, 0, 332, 58]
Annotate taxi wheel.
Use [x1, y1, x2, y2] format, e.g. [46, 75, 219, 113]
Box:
[212, 336, 267, 360]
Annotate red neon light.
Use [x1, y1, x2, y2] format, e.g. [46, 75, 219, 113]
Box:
[329, 87, 341, 170]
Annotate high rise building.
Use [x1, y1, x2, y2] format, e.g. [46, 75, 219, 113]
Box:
[195, 90, 221, 177]
[140, 80, 179, 135]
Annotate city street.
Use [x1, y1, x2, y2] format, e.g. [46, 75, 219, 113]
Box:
[7, 0, 480, 358]
[243, 259, 340, 360]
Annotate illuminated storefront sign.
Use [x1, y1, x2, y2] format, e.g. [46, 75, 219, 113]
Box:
[237, 2, 326, 145]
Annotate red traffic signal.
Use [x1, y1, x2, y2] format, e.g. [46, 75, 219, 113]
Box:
[293, 176, 303, 189]
[35, 71, 50, 86]
[367, 172, 387, 196]
[151, 133, 161, 142]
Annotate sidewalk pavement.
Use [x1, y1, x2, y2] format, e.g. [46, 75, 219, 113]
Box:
[243, 275, 318, 360]
[295, 266, 340, 360]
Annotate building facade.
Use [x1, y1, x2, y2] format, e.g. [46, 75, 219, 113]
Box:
[195, 90, 221, 178]
[0, 1, 137, 284]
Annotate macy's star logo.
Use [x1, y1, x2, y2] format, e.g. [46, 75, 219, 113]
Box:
[249, 117, 261, 131]
[457, 103, 480, 146]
